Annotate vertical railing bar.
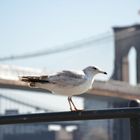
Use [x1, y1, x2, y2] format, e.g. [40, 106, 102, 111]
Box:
[129, 100, 140, 140]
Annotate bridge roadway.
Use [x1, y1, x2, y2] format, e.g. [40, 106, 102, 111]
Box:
[0, 79, 140, 100]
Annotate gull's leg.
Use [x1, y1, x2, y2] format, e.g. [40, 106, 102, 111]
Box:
[68, 97, 73, 111]
[68, 97, 78, 111]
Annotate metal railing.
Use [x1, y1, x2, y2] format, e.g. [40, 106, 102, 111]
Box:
[0, 100, 140, 140]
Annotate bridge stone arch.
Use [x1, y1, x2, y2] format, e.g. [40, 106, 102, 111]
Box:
[111, 24, 140, 84]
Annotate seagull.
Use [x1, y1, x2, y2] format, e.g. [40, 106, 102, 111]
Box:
[19, 66, 107, 111]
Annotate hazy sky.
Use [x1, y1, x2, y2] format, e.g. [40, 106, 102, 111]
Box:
[0, 0, 139, 111]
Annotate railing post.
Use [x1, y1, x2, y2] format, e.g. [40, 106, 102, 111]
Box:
[129, 100, 140, 140]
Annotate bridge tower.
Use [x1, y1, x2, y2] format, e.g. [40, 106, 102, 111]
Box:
[111, 24, 140, 84]
[111, 24, 140, 140]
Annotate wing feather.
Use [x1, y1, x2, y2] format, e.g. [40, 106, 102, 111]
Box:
[19, 70, 86, 86]
[47, 70, 86, 86]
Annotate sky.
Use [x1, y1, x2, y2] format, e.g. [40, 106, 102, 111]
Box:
[0, 0, 140, 111]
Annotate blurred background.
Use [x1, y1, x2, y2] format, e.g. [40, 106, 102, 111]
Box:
[0, 0, 140, 140]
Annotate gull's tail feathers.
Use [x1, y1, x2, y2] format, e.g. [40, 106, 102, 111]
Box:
[19, 76, 39, 82]
[19, 75, 49, 88]
[19, 75, 49, 82]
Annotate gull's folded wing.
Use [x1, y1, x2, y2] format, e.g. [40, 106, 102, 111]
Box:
[47, 70, 86, 86]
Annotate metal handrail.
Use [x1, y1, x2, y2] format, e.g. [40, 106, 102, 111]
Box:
[0, 107, 140, 125]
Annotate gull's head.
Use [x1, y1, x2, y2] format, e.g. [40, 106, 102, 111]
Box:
[83, 66, 107, 76]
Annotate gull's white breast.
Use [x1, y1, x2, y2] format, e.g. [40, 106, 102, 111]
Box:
[36, 77, 94, 96]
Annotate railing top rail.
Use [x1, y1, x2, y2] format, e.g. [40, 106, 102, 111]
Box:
[0, 107, 140, 125]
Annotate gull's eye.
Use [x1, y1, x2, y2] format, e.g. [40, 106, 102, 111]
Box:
[92, 67, 97, 70]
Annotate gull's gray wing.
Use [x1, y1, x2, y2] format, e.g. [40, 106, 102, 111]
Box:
[19, 70, 86, 86]
[47, 70, 86, 86]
